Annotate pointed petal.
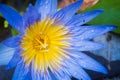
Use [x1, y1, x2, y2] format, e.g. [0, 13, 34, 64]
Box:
[70, 41, 104, 51]
[70, 50, 108, 74]
[49, 69, 57, 80]
[78, 52, 108, 74]
[25, 72, 32, 80]
[72, 25, 116, 40]
[35, 0, 57, 19]
[53, 0, 83, 24]
[65, 60, 91, 80]
[31, 72, 41, 80]
[66, 10, 103, 26]
[23, 4, 40, 27]
[53, 68, 71, 80]
[0, 4, 24, 32]
[43, 71, 52, 80]
[0, 43, 15, 65]
[6, 49, 21, 69]
[61, 75, 71, 80]
[12, 62, 29, 80]
[2, 35, 21, 48]
[31, 62, 42, 80]
[31, 66, 52, 80]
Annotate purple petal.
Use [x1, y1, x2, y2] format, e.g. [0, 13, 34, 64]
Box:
[70, 41, 104, 51]
[0, 43, 15, 65]
[35, 0, 57, 19]
[12, 62, 29, 80]
[71, 25, 116, 40]
[65, 60, 91, 80]
[2, 35, 22, 48]
[53, 0, 83, 24]
[23, 4, 40, 28]
[69, 50, 108, 74]
[0, 4, 24, 32]
[6, 49, 21, 69]
[66, 10, 103, 26]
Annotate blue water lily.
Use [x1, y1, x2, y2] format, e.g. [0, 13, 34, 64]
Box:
[0, 0, 116, 80]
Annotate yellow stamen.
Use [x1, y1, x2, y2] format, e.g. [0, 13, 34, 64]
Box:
[21, 18, 71, 73]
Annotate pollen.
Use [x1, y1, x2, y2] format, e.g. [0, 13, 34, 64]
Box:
[20, 18, 71, 73]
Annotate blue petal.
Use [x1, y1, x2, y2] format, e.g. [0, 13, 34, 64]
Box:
[70, 41, 104, 51]
[31, 72, 41, 80]
[66, 10, 103, 26]
[72, 25, 116, 40]
[31, 62, 53, 80]
[25, 72, 32, 80]
[0, 4, 24, 32]
[12, 62, 29, 80]
[0, 43, 15, 65]
[53, 0, 83, 24]
[2, 35, 21, 48]
[43, 71, 52, 80]
[23, 4, 40, 28]
[53, 68, 71, 80]
[47, 58, 71, 80]
[65, 60, 91, 80]
[6, 49, 21, 69]
[60, 75, 71, 80]
[69, 50, 108, 74]
[35, 0, 57, 19]
[31, 62, 42, 80]
[49, 69, 57, 80]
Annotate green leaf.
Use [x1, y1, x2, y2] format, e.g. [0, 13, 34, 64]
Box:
[83, 0, 120, 34]
[11, 28, 19, 36]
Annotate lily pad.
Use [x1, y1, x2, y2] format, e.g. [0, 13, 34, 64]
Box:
[83, 0, 120, 34]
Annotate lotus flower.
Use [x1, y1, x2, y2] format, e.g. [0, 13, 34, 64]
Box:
[0, 0, 116, 80]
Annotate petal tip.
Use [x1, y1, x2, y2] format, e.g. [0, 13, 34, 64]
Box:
[92, 9, 104, 16]
[109, 25, 117, 30]
[101, 67, 108, 74]
[98, 64, 108, 74]
[5, 65, 10, 70]
[105, 25, 117, 31]
[96, 9, 104, 13]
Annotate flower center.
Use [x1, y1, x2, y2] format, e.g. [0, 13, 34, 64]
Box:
[32, 33, 50, 52]
[21, 18, 71, 73]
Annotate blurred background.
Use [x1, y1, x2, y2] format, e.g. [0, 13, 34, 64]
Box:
[0, 0, 120, 80]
